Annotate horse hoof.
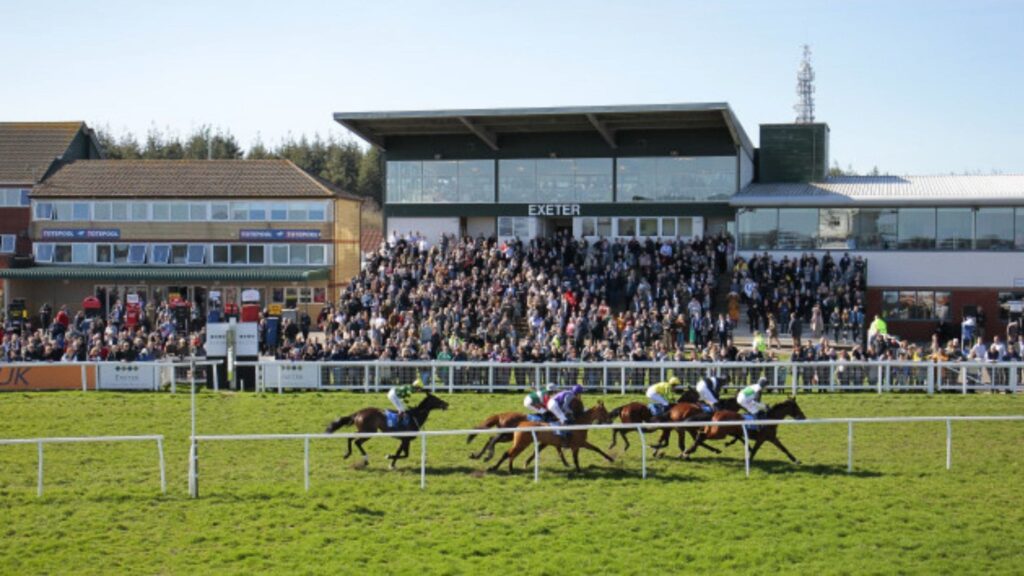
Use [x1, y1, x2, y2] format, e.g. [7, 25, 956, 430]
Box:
[468, 453, 479, 460]
[794, 460, 802, 466]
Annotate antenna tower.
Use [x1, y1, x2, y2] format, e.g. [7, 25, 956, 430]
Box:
[794, 44, 816, 123]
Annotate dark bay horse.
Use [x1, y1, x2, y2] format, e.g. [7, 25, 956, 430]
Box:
[467, 397, 582, 462]
[681, 397, 807, 464]
[608, 388, 701, 451]
[488, 401, 615, 473]
[325, 393, 449, 469]
[649, 397, 741, 458]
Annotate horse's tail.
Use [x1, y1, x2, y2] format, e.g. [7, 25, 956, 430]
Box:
[610, 405, 625, 421]
[325, 414, 354, 434]
[466, 414, 503, 445]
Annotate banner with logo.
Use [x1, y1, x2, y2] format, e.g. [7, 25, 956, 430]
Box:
[264, 363, 320, 390]
[239, 229, 321, 241]
[207, 322, 259, 357]
[41, 229, 121, 240]
[97, 364, 157, 390]
[0, 365, 96, 391]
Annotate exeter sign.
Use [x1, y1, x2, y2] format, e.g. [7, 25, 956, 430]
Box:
[528, 204, 580, 216]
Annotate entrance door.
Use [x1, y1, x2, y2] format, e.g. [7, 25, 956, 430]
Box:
[548, 218, 573, 238]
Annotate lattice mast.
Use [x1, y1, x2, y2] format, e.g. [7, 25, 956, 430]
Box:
[794, 44, 815, 123]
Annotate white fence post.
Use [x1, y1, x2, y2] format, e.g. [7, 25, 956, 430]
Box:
[847, 421, 854, 473]
[420, 435, 427, 490]
[157, 437, 166, 494]
[304, 437, 311, 492]
[81, 364, 87, 392]
[742, 424, 750, 478]
[531, 430, 540, 483]
[37, 441, 43, 497]
[946, 419, 952, 470]
[926, 365, 935, 395]
[620, 367, 626, 395]
[637, 426, 647, 479]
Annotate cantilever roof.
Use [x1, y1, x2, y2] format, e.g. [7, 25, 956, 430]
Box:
[733, 175, 1024, 207]
[0, 122, 90, 184]
[334, 102, 754, 156]
[33, 159, 361, 200]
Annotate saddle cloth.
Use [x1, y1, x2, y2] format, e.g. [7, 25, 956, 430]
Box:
[385, 410, 409, 429]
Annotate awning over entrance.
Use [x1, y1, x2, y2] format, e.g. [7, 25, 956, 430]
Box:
[0, 267, 331, 282]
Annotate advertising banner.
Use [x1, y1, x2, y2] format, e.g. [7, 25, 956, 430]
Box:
[0, 365, 96, 391]
[239, 229, 321, 241]
[206, 322, 259, 357]
[264, 363, 320, 389]
[41, 229, 121, 240]
[97, 364, 157, 390]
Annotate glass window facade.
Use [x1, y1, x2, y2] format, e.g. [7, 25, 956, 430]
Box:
[738, 209, 778, 250]
[817, 208, 856, 249]
[617, 156, 735, 202]
[897, 208, 936, 250]
[975, 208, 1014, 250]
[936, 208, 972, 250]
[854, 209, 898, 250]
[882, 290, 952, 321]
[777, 208, 818, 250]
[497, 158, 612, 203]
[387, 160, 494, 203]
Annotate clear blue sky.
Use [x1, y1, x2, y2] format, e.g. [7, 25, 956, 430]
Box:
[3, 0, 1021, 174]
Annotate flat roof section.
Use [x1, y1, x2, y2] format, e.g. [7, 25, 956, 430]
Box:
[334, 102, 754, 156]
[0, 266, 331, 281]
[733, 175, 1024, 207]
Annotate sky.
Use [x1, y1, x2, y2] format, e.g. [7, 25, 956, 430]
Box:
[2, 0, 1022, 175]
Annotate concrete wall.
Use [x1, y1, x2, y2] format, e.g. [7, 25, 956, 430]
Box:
[387, 216, 459, 245]
[465, 216, 495, 239]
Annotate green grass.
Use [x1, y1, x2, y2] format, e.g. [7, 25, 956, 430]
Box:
[1, 391, 1023, 575]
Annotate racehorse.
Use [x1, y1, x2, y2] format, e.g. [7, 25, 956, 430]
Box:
[648, 397, 742, 458]
[608, 388, 701, 451]
[325, 393, 449, 469]
[466, 397, 582, 463]
[681, 397, 806, 464]
[488, 401, 615, 473]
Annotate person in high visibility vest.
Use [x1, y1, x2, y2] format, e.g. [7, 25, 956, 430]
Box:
[645, 376, 681, 420]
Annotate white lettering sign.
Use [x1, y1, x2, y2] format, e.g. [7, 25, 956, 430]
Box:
[528, 204, 581, 216]
[206, 322, 259, 357]
[97, 364, 157, 390]
[265, 363, 320, 389]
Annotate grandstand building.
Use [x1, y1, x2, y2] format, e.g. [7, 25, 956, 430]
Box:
[336, 103, 1024, 341]
[0, 159, 362, 318]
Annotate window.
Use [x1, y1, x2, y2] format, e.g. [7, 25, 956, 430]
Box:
[617, 218, 636, 237]
[111, 202, 129, 221]
[390, 160, 496, 203]
[72, 244, 90, 264]
[1017, 209, 1024, 250]
[883, 290, 950, 321]
[212, 245, 229, 264]
[211, 203, 229, 221]
[498, 217, 531, 239]
[498, 160, 535, 203]
[152, 202, 170, 221]
[230, 244, 247, 264]
[127, 244, 147, 264]
[112, 244, 130, 264]
[738, 209, 778, 250]
[170, 203, 188, 221]
[186, 244, 205, 265]
[897, 208, 936, 250]
[170, 244, 188, 265]
[661, 218, 675, 238]
[0, 189, 29, 206]
[581, 218, 595, 237]
[93, 202, 110, 220]
[997, 291, 1024, 320]
[387, 161, 422, 203]
[248, 202, 266, 221]
[778, 209, 818, 249]
[96, 244, 112, 263]
[270, 204, 287, 221]
[55, 202, 74, 221]
[73, 202, 90, 220]
[0, 235, 14, 253]
[307, 202, 326, 221]
[54, 244, 72, 263]
[289, 244, 307, 264]
[287, 202, 307, 221]
[35, 243, 54, 263]
[678, 217, 694, 237]
[34, 202, 54, 220]
[151, 244, 170, 264]
[190, 202, 207, 221]
[639, 218, 659, 237]
[286, 287, 315, 305]
[248, 245, 265, 264]
[19, 189, 30, 206]
[617, 156, 736, 202]
[853, 208, 897, 250]
[936, 208, 972, 250]
[271, 245, 289, 265]
[131, 202, 149, 221]
[232, 202, 249, 221]
[308, 245, 326, 265]
[975, 208, 1014, 250]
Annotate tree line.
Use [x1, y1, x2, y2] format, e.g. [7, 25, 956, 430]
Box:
[96, 125, 383, 204]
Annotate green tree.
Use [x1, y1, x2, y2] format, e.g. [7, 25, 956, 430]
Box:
[357, 147, 383, 203]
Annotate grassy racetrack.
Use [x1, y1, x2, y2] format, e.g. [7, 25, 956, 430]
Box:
[1, 391, 1023, 574]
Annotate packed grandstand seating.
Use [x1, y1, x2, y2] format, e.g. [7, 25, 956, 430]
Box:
[3, 232, 1022, 365]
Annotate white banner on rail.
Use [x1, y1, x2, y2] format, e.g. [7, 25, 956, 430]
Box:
[97, 364, 158, 390]
[265, 363, 320, 390]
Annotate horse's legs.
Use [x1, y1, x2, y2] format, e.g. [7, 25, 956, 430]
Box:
[769, 437, 801, 464]
[354, 438, 369, 457]
[388, 439, 411, 469]
[692, 429, 722, 454]
[676, 429, 686, 455]
[555, 447, 570, 468]
[748, 438, 765, 463]
[572, 448, 581, 472]
[489, 440, 525, 473]
[652, 428, 670, 449]
[344, 437, 353, 459]
[682, 432, 707, 459]
[608, 429, 617, 450]
[725, 436, 742, 447]
[580, 441, 616, 463]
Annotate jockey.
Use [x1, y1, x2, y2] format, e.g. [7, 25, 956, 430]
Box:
[524, 383, 557, 416]
[645, 376, 681, 419]
[695, 374, 729, 411]
[387, 377, 425, 418]
[737, 377, 769, 419]
[546, 384, 584, 446]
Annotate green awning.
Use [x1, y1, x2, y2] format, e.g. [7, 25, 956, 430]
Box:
[0, 266, 331, 282]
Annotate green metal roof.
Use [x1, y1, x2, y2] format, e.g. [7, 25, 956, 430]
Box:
[0, 266, 331, 282]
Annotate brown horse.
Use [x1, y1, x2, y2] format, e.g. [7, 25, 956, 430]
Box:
[608, 389, 702, 451]
[466, 397, 582, 463]
[488, 401, 615, 473]
[681, 397, 806, 464]
[649, 397, 742, 458]
[325, 393, 449, 469]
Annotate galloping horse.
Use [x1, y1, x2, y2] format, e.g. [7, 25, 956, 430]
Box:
[681, 397, 806, 464]
[325, 393, 449, 469]
[488, 401, 615, 473]
[609, 388, 702, 451]
[648, 397, 741, 458]
[466, 397, 582, 463]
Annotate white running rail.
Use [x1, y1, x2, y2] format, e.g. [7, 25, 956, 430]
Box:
[190, 415, 1024, 496]
[0, 435, 166, 497]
